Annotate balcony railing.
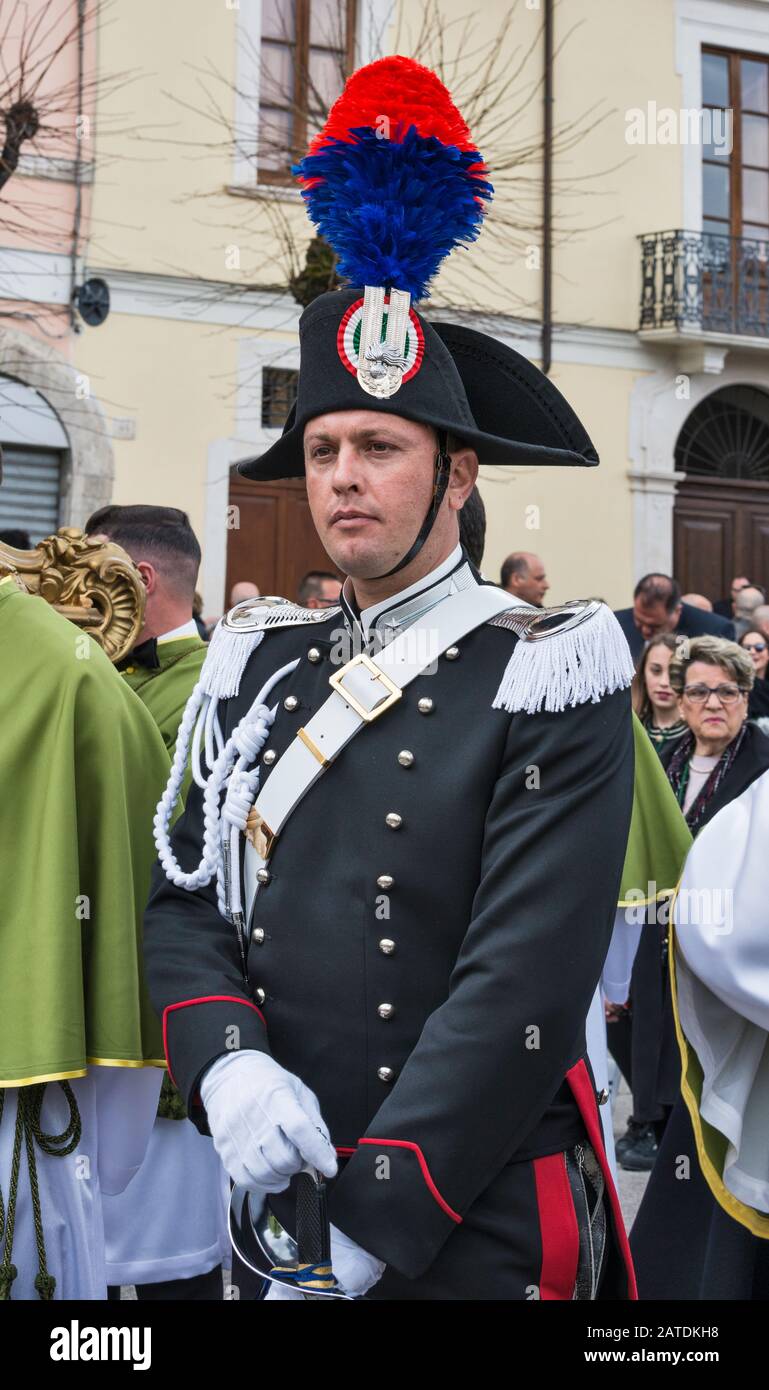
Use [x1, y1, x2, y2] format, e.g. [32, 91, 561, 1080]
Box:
[639, 229, 769, 339]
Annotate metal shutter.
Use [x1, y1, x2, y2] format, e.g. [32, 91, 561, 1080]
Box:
[0, 446, 62, 543]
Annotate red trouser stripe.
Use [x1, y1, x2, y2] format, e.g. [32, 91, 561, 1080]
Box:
[566, 1058, 638, 1299]
[533, 1153, 580, 1300]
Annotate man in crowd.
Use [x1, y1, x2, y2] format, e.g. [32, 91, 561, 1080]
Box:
[500, 550, 549, 607]
[733, 585, 766, 641]
[85, 504, 228, 1302]
[297, 569, 342, 608]
[86, 506, 208, 772]
[458, 485, 486, 571]
[230, 581, 261, 607]
[714, 574, 751, 620]
[615, 573, 735, 662]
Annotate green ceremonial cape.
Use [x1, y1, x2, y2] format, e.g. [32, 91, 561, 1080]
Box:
[121, 635, 206, 799]
[618, 714, 692, 905]
[0, 578, 169, 1086]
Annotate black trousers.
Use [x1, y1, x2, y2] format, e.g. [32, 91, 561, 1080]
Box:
[631, 1097, 769, 1300]
[269, 1145, 628, 1301]
[107, 1264, 223, 1301]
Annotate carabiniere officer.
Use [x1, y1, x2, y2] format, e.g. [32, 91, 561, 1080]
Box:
[144, 281, 637, 1301]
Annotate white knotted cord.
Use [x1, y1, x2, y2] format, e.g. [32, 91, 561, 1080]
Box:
[154, 659, 299, 919]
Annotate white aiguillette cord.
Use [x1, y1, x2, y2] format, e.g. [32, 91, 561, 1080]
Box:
[242, 583, 516, 914]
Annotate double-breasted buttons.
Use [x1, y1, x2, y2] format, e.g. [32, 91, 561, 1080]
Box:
[417, 697, 434, 714]
[251, 927, 265, 945]
[597, 1087, 610, 1106]
[283, 695, 299, 711]
[307, 647, 322, 663]
[445, 645, 460, 660]
[397, 749, 414, 767]
[385, 812, 402, 829]
[378, 938, 395, 955]
[377, 874, 394, 890]
[256, 868, 271, 885]
[377, 1003, 394, 1020]
[262, 749, 277, 765]
[254, 987, 266, 1005]
[377, 1066, 395, 1083]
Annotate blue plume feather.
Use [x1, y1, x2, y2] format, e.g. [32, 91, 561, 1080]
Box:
[294, 126, 493, 301]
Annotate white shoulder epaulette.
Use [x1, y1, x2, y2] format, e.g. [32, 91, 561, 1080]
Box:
[201, 595, 341, 702]
[488, 599, 636, 714]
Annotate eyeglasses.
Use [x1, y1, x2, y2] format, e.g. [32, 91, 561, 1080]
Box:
[743, 642, 767, 653]
[682, 683, 747, 705]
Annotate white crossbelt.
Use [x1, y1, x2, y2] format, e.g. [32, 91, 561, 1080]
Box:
[243, 582, 515, 916]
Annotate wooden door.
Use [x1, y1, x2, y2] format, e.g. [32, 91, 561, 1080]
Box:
[673, 475, 769, 598]
[225, 472, 342, 603]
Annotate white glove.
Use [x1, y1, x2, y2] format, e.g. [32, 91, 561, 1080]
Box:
[200, 1050, 337, 1192]
[263, 1221, 385, 1300]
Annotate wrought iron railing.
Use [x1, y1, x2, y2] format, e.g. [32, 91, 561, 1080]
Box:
[639, 229, 769, 338]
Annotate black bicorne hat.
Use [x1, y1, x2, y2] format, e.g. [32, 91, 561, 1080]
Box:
[238, 289, 598, 481]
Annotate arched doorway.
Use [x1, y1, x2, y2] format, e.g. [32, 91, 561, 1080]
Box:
[673, 384, 769, 599]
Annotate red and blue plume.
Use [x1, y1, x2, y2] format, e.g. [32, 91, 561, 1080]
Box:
[293, 56, 493, 302]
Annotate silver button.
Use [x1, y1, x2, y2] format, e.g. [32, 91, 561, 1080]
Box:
[307, 647, 322, 663]
[445, 645, 460, 660]
[417, 697, 434, 714]
[262, 749, 277, 765]
[377, 1066, 395, 1083]
[254, 987, 266, 1005]
[377, 1003, 394, 1020]
[597, 1087, 610, 1106]
[397, 749, 414, 767]
[256, 868, 271, 885]
[377, 874, 394, 890]
[378, 938, 395, 955]
[252, 927, 265, 945]
[385, 812, 402, 830]
[283, 695, 299, 711]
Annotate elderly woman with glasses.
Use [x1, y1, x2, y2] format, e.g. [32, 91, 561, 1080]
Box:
[632, 634, 769, 1300]
[660, 635, 769, 835]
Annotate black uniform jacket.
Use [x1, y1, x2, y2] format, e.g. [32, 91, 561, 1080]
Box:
[144, 572, 635, 1286]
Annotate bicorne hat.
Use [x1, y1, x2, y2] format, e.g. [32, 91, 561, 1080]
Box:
[237, 57, 598, 572]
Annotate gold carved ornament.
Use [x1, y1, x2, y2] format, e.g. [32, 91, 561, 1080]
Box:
[0, 527, 145, 664]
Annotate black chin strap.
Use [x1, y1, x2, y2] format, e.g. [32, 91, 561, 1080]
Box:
[371, 432, 453, 580]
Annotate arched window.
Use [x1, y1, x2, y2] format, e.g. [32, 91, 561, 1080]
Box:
[674, 384, 769, 482]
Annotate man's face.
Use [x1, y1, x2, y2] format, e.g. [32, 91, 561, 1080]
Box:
[632, 596, 679, 641]
[516, 559, 549, 606]
[303, 410, 445, 579]
[731, 576, 750, 601]
[306, 577, 342, 609]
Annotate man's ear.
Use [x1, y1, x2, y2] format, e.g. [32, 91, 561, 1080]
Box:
[447, 449, 479, 511]
[136, 560, 157, 595]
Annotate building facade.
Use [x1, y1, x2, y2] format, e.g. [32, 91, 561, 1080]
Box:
[1, 0, 768, 614]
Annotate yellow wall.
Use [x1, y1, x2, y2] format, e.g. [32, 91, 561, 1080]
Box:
[90, 0, 683, 326]
[480, 359, 642, 609]
[76, 0, 688, 610]
[73, 311, 237, 543]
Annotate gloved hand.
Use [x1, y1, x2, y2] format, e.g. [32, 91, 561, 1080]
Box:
[199, 1050, 337, 1192]
[263, 1222, 385, 1300]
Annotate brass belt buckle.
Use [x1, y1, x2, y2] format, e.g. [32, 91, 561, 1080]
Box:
[328, 653, 402, 723]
